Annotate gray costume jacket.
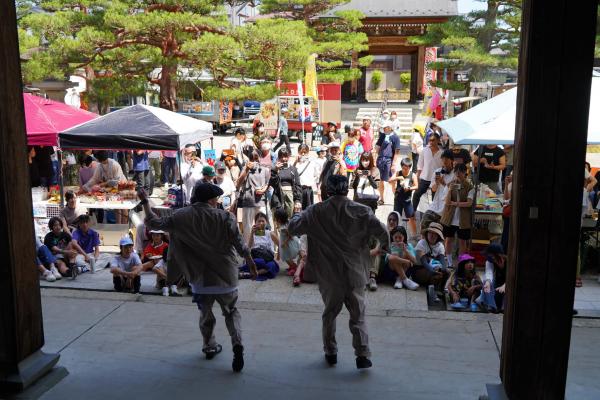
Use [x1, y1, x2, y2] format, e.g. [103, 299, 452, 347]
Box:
[146, 202, 249, 287]
[288, 196, 389, 288]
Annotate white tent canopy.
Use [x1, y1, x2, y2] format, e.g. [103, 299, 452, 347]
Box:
[438, 76, 600, 145]
[59, 104, 213, 150]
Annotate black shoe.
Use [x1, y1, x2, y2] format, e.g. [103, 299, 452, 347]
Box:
[356, 356, 372, 369]
[232, 344, 244, 372]
[203, 344, 222, 360]
[325, 354, 337, 366]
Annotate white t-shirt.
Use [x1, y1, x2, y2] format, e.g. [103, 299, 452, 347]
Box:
[417, 146, 443, 182]
[411, 132, 424, 154]
[427, 169, 455, 215]
[415, 239, 445, 258]
[253, 229, 274, 252]
[295, 158, 320, 189]
[450, 188, 475, 226]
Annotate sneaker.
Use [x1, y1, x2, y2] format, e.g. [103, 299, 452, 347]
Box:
[203, 344, 222, 360]
[325, 353, 337, 366]
[393, 278, 403, 289]
[402, 278, 419, 291]
[80, 265, 90, 274]
[50, 266, 62, 280]
[162, 287, 169, 297]
[368, 277, 378, 291]
[170, 285, 181, 296]
[232, 344, 244, 372]
[70, 265, 79, 280]
[356, 356, 372, 369]
[43, 271, 56, 282]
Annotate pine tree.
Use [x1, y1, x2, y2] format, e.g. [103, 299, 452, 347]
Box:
[259, 0, 373, 83]
[410, 0, 522, 90]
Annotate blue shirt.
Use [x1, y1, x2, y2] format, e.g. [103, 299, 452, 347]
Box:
[376, 132, 401, 159]
[278, 117, 288, 136]
[72, 228, 101, 254]
[111, 253, 142, 272]
[133, 152, 149, 172]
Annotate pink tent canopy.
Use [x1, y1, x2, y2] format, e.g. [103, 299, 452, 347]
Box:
[24, 93, 98, 146]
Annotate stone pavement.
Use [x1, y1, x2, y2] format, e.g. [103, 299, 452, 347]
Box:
[9, 289, 600, 400]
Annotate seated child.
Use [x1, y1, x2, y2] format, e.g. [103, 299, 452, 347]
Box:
[447, 253, 483, 310]
[71, 214, 111, 272]
[36, 236, 59, 282]
[110, 236, 142, 293]
[380, 227, 419, 290]
[272, 208, 301, 278]
[239, 212, 279, 280]
[412, 222, 450, 296]
[291, 234, 308, 287]
[150, 247, 180, 297]
[44, 216, 88, 278]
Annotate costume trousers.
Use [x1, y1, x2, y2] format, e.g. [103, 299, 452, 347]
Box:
[196, 291, 242, 351]
[318, 282, 370, 357]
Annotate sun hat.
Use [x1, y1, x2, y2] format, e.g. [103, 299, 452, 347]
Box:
[328, 141, 341, 148]
[381, 120, 394, 129]
[457, 253, 476, 267]
[423, 222, 445, 241]
[119, 236, 134, 246]
[202, 165, 216, 177]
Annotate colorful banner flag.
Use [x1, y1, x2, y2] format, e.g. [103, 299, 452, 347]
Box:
[422, 47, 438, 95]
[305, 54, 318, 100]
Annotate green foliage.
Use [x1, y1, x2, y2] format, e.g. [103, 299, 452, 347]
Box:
[259, 0, 370, 83]
[20, 0, 316, 110]
[370, 70, 382, 90]
[203, 84, 279, 101]
[596, 8, 600, 58]
[410, 0, 522, 82]
[428, 80, 466, 91]
[400, 72, 411, 88]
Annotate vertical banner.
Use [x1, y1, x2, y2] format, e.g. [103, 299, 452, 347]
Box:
[305, 54, 318, 99]
[219, 101, 233, 124]
[422, 47, 438, 95]
[297, 80, 305, 121]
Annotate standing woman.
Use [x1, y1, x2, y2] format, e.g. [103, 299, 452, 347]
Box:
[293, 144, 320, 209]
[252, 121, 266, 149]
[236, 149, 270, 243]
[269, 148, 302, 218]
[319, 142, 346, 201]
[352, 151, 380, 212]
[340, 129, 364, 180]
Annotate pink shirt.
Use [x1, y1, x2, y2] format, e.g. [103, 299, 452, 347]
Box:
[163, 151, 177, 158]
[359, 127, 374, 152]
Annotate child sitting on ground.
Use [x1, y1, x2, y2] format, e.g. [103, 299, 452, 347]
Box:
[36, 236, 59, 282]
[272, 208, 301, 280]
[71, 214, 111, 272]
[110, 236, 143, 293]
[447, 253, 483, 311]
[150, 247, 180, 297]
[44, 216, 88, 279]
[381, 227, 420, 290]
[239, 212, 280, 280]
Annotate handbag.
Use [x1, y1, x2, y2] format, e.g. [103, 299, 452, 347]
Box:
[356, 176, 379, 201]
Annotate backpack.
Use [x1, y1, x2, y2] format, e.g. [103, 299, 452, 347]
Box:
[166, 186, 184, 208]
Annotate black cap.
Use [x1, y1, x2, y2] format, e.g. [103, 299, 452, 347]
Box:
[191, 183, 224, 204]
[441, 149, 454, 160]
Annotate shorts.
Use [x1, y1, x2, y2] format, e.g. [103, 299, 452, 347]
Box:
[380, 262, 398, 283]
[394, 196, 415, 218]
[442, 225, 471, 240]
[376, 157, 392, 181]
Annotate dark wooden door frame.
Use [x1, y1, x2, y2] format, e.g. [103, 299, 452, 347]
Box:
[496, 0, 598, 399]
[0, 2, 59, 391]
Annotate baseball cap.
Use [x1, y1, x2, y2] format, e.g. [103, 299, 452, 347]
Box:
[119, 236, 134, 246]
[214, 161, 226, 171]
[202, 165, 216, 177]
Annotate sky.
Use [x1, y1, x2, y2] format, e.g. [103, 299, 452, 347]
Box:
[458, 0, 487, 14]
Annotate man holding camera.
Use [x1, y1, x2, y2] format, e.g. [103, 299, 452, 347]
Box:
[420, 149, 455, 232]
[180, 143, 203, 204]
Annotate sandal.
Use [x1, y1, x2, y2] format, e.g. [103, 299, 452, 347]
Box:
[203, 344, 222, 360]
[575, 277, 583, 287]
[286, 267, 297, 277]
[239, 271, 252, 279]
[293, 276, 301, 287]
[377, 199, 385, 206]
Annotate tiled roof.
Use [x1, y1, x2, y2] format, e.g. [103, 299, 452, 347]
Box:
[321, 0, 459, 18]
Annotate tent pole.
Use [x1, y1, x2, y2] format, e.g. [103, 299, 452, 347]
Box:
[57, 150, 65, 208]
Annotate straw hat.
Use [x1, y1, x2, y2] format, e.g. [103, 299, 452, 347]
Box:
[423, 222, 445, 241]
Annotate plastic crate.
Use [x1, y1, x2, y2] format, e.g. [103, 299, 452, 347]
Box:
[45, 204, 63, 218]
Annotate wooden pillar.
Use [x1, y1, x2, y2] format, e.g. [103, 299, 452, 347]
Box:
[497, 0, 598, 399]
[409, 52, 418, 103]
[416, 46, 425, 99]
[0, 2, 59, 391]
